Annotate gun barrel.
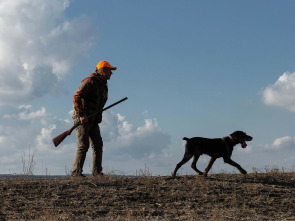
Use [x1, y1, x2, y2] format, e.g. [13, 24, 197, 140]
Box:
[103, 97, 128, 111]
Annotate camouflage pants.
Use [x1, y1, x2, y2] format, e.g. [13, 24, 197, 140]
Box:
[72, 117, 103, 176]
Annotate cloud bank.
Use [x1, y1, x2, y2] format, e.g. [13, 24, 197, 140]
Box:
[0, 106, 171, 175]
[1, 105, 294, 175]
[261, 72, 295, 111]
[0, 0, 94, 105]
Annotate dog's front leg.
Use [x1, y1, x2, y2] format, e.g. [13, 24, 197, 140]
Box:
[224, 158, 247, 174]
[203, 157, 216, 177]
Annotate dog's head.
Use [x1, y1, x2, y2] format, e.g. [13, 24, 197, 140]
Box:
[231, 131, 253, 148]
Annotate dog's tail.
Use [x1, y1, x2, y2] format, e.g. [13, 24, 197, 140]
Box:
[183, 137, 190, 142]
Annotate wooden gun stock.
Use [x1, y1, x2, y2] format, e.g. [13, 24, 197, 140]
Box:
[52, 97, 128, 147]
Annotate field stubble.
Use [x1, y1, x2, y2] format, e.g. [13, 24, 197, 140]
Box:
[0, 171, 294, 220]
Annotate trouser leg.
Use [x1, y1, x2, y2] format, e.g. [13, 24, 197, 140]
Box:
[89, 124, 103, 175]
[72, 121, 89, 175]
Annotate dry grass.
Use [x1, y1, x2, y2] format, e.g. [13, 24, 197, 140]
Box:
[0, 171, 294, 220]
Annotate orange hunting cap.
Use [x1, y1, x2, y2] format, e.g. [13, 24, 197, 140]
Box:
[96, 60, 117, 70]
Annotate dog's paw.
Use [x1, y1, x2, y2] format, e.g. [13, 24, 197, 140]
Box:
[241, 170, 247, 175]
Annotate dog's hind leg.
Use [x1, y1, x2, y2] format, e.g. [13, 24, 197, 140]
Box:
[172, 151, 193, 178]
[224, 158, 247, 174]
[191, 154, 203, 175]
[203, 157, 216, 177]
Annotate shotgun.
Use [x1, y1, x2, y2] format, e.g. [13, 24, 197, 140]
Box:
[52, 97, 128, 147]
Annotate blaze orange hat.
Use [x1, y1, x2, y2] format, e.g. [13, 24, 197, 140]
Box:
[96, 60, 117, 70]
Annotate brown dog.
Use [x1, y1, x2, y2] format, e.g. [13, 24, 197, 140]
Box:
[172, 131, 252, 178]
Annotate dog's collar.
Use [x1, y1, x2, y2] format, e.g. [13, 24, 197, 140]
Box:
[222, 136, 237, 147]
[228, 135, 237, 145]
[222, 137, 233, 157]
[222, 137, 233, 147]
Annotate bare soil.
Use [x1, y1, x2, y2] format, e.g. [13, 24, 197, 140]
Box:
[0, 172, 294, 220]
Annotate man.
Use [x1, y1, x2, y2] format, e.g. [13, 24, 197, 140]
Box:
[71, 60, 117, 177]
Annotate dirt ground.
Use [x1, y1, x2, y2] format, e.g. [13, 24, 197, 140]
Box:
[0, 172, 294, 220]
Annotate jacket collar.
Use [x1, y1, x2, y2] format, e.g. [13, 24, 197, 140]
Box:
[89, 73, 106, 84]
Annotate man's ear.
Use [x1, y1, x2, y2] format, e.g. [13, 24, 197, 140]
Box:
[96, 67, 104, 74]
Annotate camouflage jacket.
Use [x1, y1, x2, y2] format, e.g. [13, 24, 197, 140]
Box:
[73, 73, 108, 119]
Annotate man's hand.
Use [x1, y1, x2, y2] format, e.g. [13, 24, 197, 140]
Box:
[80, 115, 88, 124]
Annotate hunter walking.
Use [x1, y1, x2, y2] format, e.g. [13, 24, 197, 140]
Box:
[71, 60, 117, 177]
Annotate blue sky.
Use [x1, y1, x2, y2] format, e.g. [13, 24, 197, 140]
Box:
[0, 0, 294, 175]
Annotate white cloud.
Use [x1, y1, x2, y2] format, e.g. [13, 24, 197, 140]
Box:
[101, 112, 171, 160]
[266, 136, 295, 150]
[0, 0, 94, 105]
[261, 72, 295, 111]
[18, 106, 48, 121]
[4, 105, 50, 126]
[35, 125, 57, 152]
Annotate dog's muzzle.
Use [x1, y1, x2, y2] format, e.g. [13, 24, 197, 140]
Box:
[241, 141, 247, 148]
[241, 136, 253, 148]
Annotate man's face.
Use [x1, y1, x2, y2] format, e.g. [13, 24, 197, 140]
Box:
[100, 67, 113, 80]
